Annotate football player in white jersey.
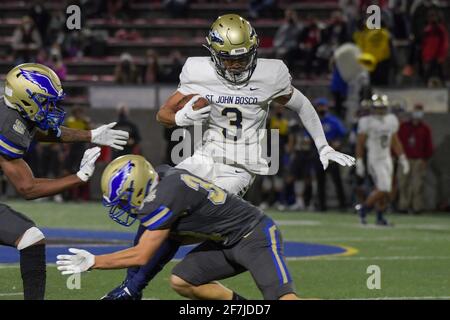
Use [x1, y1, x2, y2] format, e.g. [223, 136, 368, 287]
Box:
[102, 14, 355, 299]
[355, 94, 409, 225]
[157, 14, 355, 196]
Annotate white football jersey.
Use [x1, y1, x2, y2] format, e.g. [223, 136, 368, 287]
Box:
[177, 57, 294, 174]
[358, 114, 399, 161]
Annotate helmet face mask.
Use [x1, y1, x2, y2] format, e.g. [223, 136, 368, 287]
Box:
[211, 47, 257, 85]
[26, 89, 66, 130]
[4, 63, 66, 131]
[102, 182, 139, 227]
[101, 155, 157, 227]
[205, 14, 259, 85]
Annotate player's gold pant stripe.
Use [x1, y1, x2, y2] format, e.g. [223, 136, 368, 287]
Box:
[269, 225, 288, 284]
[142, 208, 170, 227]
[0, 140, 24, 155]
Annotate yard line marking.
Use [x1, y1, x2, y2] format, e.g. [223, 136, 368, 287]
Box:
[0, 292, 23, 297]
[0, 265, 20, 269]
[287, 255, 450, 261]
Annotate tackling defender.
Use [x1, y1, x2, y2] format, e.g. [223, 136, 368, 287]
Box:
[0, 63, 129, 299]
[103, 14, 355, 299]
[57, 155, 299, 300]
[355, 94, 409, 225]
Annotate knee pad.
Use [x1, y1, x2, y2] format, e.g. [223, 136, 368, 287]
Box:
[17, 227, 45, 250]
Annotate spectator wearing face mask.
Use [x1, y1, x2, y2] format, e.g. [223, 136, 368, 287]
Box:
[397, 104, 433, 213]
[311, 98, 348, 211]
[161, 50, 184, 83]
[11, 15, 42, 63]
[28, 2, 50, 45]
[298, 16, 322, 78]
[143, 49, 160, 84]
[273, 9, 302, 71]
[47, 44, 67, 81]
[114, 52, 140, 84]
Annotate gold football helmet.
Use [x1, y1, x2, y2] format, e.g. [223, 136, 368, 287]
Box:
[101, 155, 158, 226]
[3, 63, 66, 130]
[370, 94, 389, 116]
[205, 14, 259, 85]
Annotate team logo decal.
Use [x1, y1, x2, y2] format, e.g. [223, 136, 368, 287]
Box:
[13, 119, 26, 135]
[209, 30, 224, 45]
[19, 69, 60, 97]
[107, 160, 133, 202]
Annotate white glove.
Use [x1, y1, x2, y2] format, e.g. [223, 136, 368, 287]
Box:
[76, 147, 101, 182]
[319, 145, 355, 170]
[356, 158, 365, 177]
[175, 95, 211, 127]
[399, 154, 410, 175]
[56, 248, 95, 275]
[91, 122, 129, 150]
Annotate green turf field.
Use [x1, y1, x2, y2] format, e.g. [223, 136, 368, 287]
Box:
[1, 200, 449, 300]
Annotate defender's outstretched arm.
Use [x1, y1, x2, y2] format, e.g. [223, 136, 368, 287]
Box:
[56, 229, 170, 274]
[35, 123, 129, 150]
[0, 147, 100, 200]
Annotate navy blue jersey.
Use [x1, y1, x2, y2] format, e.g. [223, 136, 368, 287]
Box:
[137, 166, 264, 246]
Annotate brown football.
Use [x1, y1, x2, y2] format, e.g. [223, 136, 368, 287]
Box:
[175, 94, 209, 111]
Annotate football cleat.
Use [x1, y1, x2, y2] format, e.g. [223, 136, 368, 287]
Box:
[101, 280, 143, 300]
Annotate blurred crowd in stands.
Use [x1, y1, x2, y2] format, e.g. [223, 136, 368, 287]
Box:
[10, 1, 449, 88]
[273, 0, 449, 87]
[2, 0, 449, 212]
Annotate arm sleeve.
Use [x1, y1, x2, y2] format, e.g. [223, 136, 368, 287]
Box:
[284, 87, 328, 151]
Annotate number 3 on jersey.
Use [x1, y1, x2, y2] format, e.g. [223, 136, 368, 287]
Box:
[222, 107, 242, 141]
[180, 174, 227, 205]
